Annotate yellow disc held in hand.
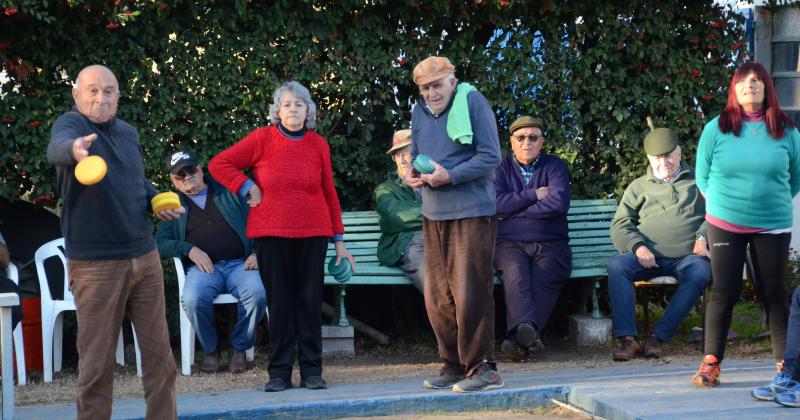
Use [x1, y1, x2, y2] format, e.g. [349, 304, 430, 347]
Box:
[74, 155, 107, 186]
[151, 192, 181, 214]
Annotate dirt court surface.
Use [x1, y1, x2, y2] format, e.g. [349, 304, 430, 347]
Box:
[15, 337, 771, 408]
[339, 406, 591, 419]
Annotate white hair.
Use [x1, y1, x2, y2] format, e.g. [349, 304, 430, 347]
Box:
[268, 81, 317, 129]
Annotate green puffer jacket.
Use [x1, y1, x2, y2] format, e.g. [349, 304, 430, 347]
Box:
[610, 162, 707, 259]
[373, 175, 422, 266]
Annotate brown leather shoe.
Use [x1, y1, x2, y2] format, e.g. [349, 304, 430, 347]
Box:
[229, 349, 247, 374]
[642, 335, 662, 359]
[613, 337, 641, 361]
[200, 349, 220, 373]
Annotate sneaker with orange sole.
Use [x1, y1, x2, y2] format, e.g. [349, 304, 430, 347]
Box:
[692, 354, 721, 387]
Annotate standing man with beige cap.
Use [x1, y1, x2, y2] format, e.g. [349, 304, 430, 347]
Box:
[406, 56, 502, 393]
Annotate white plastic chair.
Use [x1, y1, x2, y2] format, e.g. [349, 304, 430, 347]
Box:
[34, 238, 141, 382]
[6, 262, 26, 385]
[174, 257, 258, 375]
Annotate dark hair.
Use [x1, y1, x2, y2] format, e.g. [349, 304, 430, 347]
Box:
[718, 61, 795, 139]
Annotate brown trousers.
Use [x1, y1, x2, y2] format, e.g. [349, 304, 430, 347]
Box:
[422, 216, 497, 376]
[68, 249, 177, 420]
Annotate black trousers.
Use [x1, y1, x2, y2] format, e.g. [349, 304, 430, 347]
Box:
[705, 224, 790, 360]
[254, 236, 328, 381]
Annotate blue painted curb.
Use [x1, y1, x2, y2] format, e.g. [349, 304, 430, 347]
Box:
[569, 388, 638, 420]
[178, 386, 570, 420]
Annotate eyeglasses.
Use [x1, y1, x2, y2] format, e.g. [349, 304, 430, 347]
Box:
[172, 166, 199, 182]
[393, 152, 413, 162]
[513, 134, 543, 143]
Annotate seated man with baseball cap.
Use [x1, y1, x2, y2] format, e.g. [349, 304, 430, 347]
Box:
[373, 129, 425, 293]
[494, 116, 572, 360]
[608, 128, 710, 361]
[156, 150, 267, 373]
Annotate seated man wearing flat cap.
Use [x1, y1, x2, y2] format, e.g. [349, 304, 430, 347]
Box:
[374, 129, 425, 293]
[609, 128, 710, 361]
[493, 116, 571, 360]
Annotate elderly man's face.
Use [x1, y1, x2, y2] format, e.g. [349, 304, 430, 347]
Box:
[72, 66, 120, 124]
[170, 165, 206, 196]
[510, 126, 544, 165]
[278, 91, 308, 131]
[392, 145, 413, 179]
[418, 76, 457, 115]
[647, 146, 681, 181]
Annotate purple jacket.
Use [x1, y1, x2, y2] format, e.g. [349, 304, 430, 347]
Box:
[494, 152, 570, 242]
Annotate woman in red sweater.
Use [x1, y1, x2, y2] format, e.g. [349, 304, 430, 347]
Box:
[209, 81, 355, 392]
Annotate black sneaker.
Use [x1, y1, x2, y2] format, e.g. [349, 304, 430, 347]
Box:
[501, 338, 528, 361]
[300, 376, 327, 390]
[423, 363, 466, 390]
[263, 377, 292, 392]
[452, 363, 504, 393]
[516, 322, 545, 352]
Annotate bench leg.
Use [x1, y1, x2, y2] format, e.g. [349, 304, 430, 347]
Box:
[592, 279, 602, 319]
[333, 286, 350, 327]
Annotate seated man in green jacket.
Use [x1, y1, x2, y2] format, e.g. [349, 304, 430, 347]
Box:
[609, 128, 710, 361]
[373, 130, 424, 293]
[156, 150, 267, 373]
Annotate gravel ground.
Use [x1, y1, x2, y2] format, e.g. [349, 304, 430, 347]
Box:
[14, 335, 774, 408]
[339, 406, 591, 419]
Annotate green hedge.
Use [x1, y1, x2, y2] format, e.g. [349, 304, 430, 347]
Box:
[1, 0, 745, 208]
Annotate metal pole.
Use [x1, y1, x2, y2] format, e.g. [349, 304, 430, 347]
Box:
[0, 292, 19, 420]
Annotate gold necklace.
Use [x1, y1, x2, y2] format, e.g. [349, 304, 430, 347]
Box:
[744, 121, 764, 136]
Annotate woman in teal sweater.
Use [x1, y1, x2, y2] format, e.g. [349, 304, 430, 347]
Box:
[693, 61, 800, 388]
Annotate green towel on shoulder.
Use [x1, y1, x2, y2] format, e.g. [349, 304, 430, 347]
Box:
[447, 83, 477, 145]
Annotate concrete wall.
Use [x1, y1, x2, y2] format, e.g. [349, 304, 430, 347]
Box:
[753, 5, 800, 251]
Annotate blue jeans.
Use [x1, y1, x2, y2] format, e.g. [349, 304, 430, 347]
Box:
[608, 253, 710, 342]
[182, 258, 267, 353]
[784, 286, 800, 379]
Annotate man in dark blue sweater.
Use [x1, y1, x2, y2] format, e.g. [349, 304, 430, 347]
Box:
[156, 151, 266, 374]
[493, 116, 572, 360]
[406, 56, 502, 393]
[47, 64, 180, 419]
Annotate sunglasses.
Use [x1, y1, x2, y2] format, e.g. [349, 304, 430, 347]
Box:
[513, 134, 543, 143]
[172, 166, 199, 181]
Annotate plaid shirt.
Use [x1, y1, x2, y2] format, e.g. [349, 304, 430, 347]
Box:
[513, 155, 540, 185]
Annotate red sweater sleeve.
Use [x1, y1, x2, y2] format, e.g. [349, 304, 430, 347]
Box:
[318, 138, 345, 235]
[209, 128, 265, 194]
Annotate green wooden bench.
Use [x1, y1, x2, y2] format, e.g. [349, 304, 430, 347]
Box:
[323, 199, 619, 327]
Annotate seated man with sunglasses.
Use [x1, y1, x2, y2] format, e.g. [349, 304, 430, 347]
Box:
[155, 150, 267, 373]
[493, 116, 572, 360]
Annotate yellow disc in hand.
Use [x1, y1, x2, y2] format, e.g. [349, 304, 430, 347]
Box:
[74, 155, 107, 186]
[151, 192, 181, 214]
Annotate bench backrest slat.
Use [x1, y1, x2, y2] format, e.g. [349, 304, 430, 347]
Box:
[326, 199, 618, 282]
